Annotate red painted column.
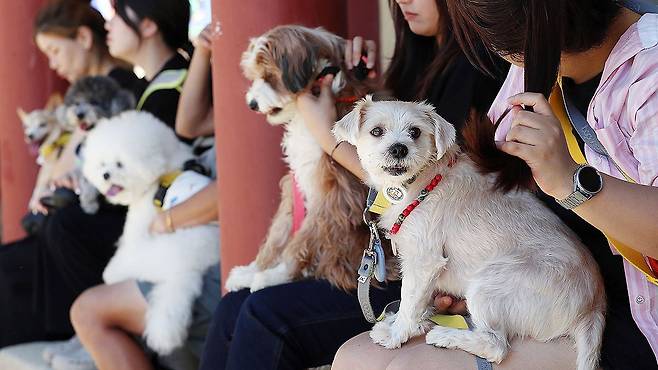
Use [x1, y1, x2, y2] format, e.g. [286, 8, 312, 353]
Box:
[0, 1, 67, 243]
[347, 2, 380, 43]
[211, 0, 379, 290]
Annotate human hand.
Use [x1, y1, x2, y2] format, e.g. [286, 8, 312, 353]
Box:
[50, 170, 81, 193]
[30, 188, 52, 215]
[497, 93, 579, 199]
[345, 36, 377, 79]
[433, 293, 468, 315]
[297, 74, 338, 148]
[194, 23, 215, 54]
[149, 210, 174, 234]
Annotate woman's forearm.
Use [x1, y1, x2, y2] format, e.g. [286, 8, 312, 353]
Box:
[571, 174, 658, 258]
[176, 48, 213, 138]
[310, 117, 368, 182]
[169, 180, 218, 229]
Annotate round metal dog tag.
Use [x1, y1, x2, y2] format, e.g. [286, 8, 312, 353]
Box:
[383, 185, 407, 204]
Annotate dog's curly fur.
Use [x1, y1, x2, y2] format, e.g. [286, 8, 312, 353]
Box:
[17, 94, 71, 211]
[82, 111, 219, 355]
[64, 76, 135, 214]
[335, 97, 605, 370]
[225, 25, 397, 293]
[64, 76, 135, 131]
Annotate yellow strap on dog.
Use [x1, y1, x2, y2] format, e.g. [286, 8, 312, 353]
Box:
[428, 314, 469, 329]
[39, 132, 72, 159]
[137, 69, 188, 111]
[153, 170, 182, 209]
[368, 191, 391, 215]
[551, 83, 658, 286]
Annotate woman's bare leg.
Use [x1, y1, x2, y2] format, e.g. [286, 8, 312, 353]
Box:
[333, 332, 578, 370]
[70, 280, 153, 370]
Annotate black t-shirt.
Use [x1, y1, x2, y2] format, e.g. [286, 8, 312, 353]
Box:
[139, 52, 190, 130]
[107, 67, 146, 100]
[426, 53, 509, 142]
[549, 75, 657, 369]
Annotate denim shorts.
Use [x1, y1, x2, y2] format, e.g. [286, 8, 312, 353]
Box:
[137, 264, 221, 358]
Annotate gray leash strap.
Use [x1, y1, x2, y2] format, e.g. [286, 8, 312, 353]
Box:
[561, 83, 635, 181]
[464, 317, 494, 370]
[358, 188, 383, 323]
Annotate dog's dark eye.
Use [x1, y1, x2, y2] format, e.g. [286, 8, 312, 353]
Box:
[116, 161, 123, 168]
[370, 127, 384, 137]
[409, 127, 421, 139]
[40, 122, 47, 127]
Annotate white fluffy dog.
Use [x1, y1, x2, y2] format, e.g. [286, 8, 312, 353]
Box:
[333, 97, 605, 370]
[82, 111, 219, 355]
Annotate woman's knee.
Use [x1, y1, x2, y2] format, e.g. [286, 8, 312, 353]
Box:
[333, 332, 397, 370]
[70, 285, 105, 331]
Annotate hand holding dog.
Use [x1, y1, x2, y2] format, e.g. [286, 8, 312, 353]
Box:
[150, 211, 173, 234]
[433, 294, 468, 315]
[297, 75, 338, 151]
[50, 170, 81, 194]
[345, 36, 377, 79]
[497, 92, 580, 199]
[30, 188, 52, 215]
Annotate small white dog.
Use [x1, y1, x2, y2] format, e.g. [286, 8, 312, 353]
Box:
[334, 97, 605, 370]
[82, 111, 219, 355]
[17, 95, 71, 211]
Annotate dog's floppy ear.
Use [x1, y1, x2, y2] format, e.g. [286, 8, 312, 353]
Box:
[418, 101, 456, 159]
[274, 37, 317, 94]
[16, 108, 28, 122]
[333, 95, 372, 144]
[110, 89, 136, 115]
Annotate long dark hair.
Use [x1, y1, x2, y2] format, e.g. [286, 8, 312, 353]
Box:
[446, 0, 621, 98]
[34, 0, 110, 59]
[112, 0, 191, 52]
[383, 0, 461, 101]
[455, 0, 621, 192]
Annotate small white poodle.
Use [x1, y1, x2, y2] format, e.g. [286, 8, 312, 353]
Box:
[334, 96, 605, 370]
[82, 111, 219, 355]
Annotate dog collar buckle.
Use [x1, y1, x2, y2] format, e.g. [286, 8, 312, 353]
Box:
[383, 185, 407, 204]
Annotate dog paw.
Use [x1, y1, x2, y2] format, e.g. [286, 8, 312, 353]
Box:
[249, 271, 273, 292]
[370, 319, 406, 349]
[80, 200, 99, 215]
[144, 325, 185, 356]
[425, 326, 456, 348]
[224, 264, 256, 292]
[425, 326, 506, 363]
[102, 262, 122, 284]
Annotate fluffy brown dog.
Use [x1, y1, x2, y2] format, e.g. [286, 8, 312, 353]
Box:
[225, 25, 395, 292]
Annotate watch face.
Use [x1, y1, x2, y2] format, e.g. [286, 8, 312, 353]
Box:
[578, 166, 603, 193]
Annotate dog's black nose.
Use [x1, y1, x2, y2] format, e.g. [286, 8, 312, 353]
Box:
[103, 172, 111, 180]
[76, 111, 85, 120]
[248, 100, 259, 111]
[28, 134, 34, 140]
[388, 143, 408, 159]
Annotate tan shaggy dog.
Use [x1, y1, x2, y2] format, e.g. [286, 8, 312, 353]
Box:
[225, 25, 396, 292]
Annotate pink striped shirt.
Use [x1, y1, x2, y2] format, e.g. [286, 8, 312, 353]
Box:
[489, 13, 658, 360]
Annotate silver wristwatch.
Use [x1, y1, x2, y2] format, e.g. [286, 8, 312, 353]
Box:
[556, 165, 603, 210]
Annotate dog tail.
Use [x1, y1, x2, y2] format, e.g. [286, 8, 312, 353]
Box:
[461, 109, 536, 192]
[573, 311, 604, 370]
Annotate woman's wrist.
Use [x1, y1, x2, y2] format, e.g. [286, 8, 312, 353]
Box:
[546, 162, 580, 200]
